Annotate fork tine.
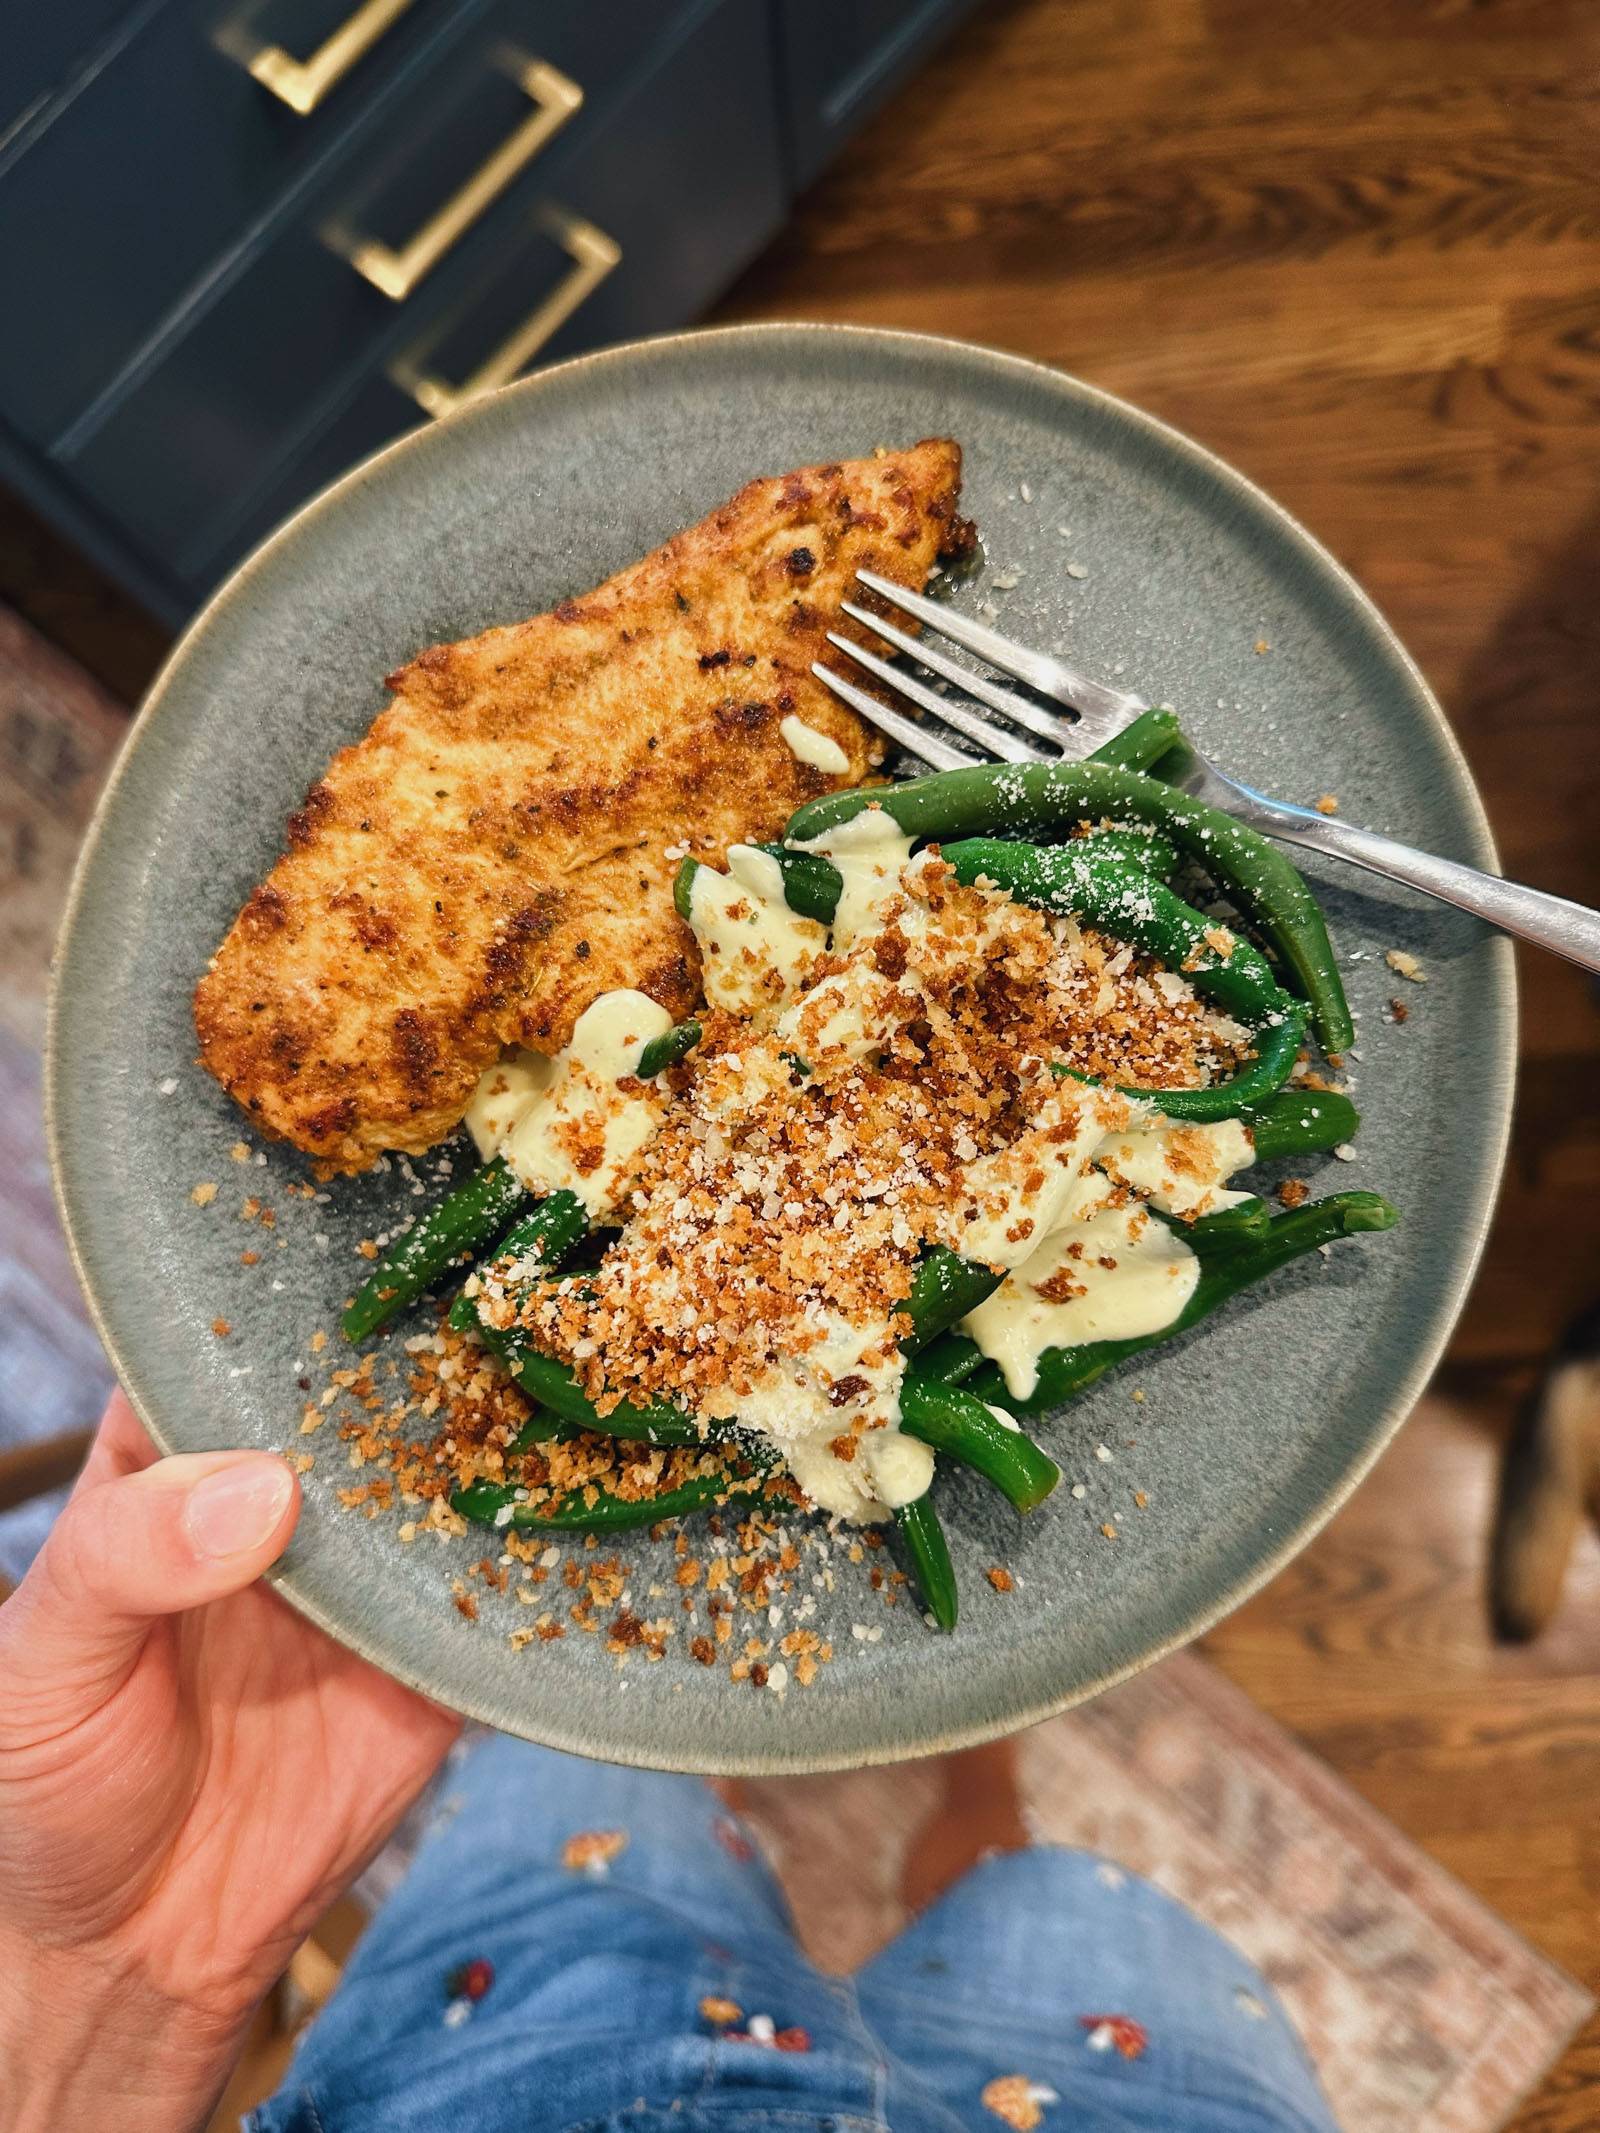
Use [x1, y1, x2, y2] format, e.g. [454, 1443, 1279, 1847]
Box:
[856, 568, 1146, 735]
[810, 662, 980, 773]
[824, 632, 1042, 765]
[839, 600, 1077, 751]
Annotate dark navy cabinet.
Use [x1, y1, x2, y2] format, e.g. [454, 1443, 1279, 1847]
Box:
[0, 0, 980, 623]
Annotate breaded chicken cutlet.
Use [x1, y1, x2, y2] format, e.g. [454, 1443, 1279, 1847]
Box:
[195, 440, 971, 1172]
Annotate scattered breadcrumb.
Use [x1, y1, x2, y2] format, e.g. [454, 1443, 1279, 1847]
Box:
[562, 1829, 628, 1873]
[982, 2075, 1055, 2130]
[986, 1566, 1015, 1593]
[1385, 948, 1427, 982]
[1253, 639, 1271, 655]
[190, 1181, 218, 1206]
[1277, 1178, 1310, 1208]
[211, 1317, 231, 1338]
[1389, 997, 1410, 1023]
[1314, 794, 1339, 816]
[1101, 1523, 1118, 1541]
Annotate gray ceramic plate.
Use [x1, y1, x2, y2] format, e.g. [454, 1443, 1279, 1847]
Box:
[49, 324, 1513, 1773]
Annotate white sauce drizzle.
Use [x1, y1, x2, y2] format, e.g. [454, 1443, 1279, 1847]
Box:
[779, 713, 851, 775]
[793, 807, 916, 946]
[963, 1200, 1201, 1401]
[958, 1115, 1260, 1398]
[711, 1313, 925, 1522]
[687, 846, 826, 1014]
[1097, 1116, 1255, 1218]
[467, 990, 672, 1219]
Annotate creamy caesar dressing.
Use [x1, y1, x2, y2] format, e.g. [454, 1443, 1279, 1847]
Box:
[1097, 1116, 1255, 1219]
[954, 1084, 1138, 1271]
[686, 844, 826, 1014]
[466, 990, 673, 1219]
[706, 1310, 927, 1522]
[465, 1053, 554, 1159]
[779, 713, 851, 775]
[962, 1194, 1201, 1400]
[957, 1113, 1260, 1398]
[794, 808, 917, 946]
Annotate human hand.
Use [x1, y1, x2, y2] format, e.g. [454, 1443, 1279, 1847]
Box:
[0, 1392, 460, 2133]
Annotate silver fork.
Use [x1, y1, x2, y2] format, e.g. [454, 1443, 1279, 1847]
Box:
[812, 568, 1600, 976]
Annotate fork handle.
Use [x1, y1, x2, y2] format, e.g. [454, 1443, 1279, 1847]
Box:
[1238, 794, 1600, 976]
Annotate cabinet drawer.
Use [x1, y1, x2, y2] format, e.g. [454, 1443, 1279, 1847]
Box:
[0, 0, 670, 450]
[62, 0, 786, 591]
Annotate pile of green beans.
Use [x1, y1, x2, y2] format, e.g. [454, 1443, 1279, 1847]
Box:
[444, 1069, 1378, 1620]
[356, 706, 1385, 1631]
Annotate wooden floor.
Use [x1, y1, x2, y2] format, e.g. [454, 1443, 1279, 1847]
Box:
[4, 2, 1598, 2124]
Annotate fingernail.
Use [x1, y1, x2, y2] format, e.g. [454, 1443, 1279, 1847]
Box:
[184, 1458, 295, 1560]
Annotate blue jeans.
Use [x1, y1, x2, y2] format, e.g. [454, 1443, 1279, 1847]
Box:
[248, 1736, 1337, 2133]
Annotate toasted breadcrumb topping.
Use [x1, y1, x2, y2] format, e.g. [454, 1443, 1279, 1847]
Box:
[492, 858, 1241, 1461]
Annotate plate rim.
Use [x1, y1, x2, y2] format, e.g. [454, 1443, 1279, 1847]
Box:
[46, 319, 1517, 1770]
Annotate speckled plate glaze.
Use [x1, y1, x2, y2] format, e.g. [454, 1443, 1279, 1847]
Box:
[49, 324, 1514, 1773]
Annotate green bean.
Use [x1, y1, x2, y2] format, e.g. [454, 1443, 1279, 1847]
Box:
[461, 1275, 1055, 1512]
[673, 859, 702, 924]
[342, 1155, 534, 1342]
[636, 1020, 702, 1078]
[1083, 705, 1184, 775]
[1069, 825, 1181, 878]
[900, 1375, 1059, 1510]
[934, 1192, 1398, 1413]
[902, 1248, 1006, 1351]
[453, 1300, 712, 1448]
[480, 1191, 591, 1276]
[894, 1496, 958, 1631]
[724, 718, 1185, 934]
[1180, 1195, 1272, 1243]
[1236, 1087, 1359, 1162]
[784, 761, 1354, 1053]
[738, 846, 844, 926]
[452, 1459, 770, 1533]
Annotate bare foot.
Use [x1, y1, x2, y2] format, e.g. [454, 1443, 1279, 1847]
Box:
[900, 1738, 1028, 1915]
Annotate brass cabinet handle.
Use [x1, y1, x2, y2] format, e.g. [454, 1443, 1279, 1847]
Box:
[242, 0, 416, 114]
[393, 208, 620, 419]
[346, 58, 584, 301]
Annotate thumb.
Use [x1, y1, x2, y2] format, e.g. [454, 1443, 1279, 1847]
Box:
[4, 1449, 300, 1722]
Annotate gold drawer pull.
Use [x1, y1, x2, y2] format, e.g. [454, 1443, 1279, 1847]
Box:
[242, 0, 416, 115]
[348, 58, 584, 301]
[394, 209, 620, 420]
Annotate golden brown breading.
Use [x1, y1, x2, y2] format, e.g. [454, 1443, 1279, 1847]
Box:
[195, 441, 969, 1171]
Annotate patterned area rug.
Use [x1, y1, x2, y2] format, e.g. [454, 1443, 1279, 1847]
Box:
[2, 603, 1591, 2128]
[736, 1654, 1593, 2132]
[0, 604, 120, 1579]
